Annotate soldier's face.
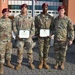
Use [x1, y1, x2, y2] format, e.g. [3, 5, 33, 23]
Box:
[42, 6, 48, 12]
[21, 7, 27, 13]
[58, 9, 65, 16]
[3, 12, 9, 18]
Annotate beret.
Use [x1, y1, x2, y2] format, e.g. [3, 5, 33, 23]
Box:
[2, 8, 10, 13]
[21, 4, 28, 9]
[58, 5, 65, 11]
[42, 3, 48, 8]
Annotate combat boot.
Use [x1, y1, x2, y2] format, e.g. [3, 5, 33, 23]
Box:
[43, 59, 50, 69]
[38, 59, 43, 69]
[16, 63, 22, 70]
[60, 62, 65, 70]
[29, 63, 35, 69]
[6, 60, 14, 69]
[54, 63, 58, 69]
[0, 64, 4, 74]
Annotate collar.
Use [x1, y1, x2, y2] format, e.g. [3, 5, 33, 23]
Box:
[41, 12, 49, 17]
[58, 15, 67, 20]
[1, 16, 9, 20]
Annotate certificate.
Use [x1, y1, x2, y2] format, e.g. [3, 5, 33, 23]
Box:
[40, 29, 50, 37]
[19, 30, 30, 38]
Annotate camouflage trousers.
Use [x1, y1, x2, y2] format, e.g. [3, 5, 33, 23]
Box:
[0, 41, 12, 64]
[54, 41, 68, 63]
[16, 39, 33, 64]
[38, 37, 50, 61]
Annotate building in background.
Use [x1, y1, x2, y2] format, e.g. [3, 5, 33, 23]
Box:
[0, 0, 75, 24]
[0, 0, 63, 17]
[8, 0, 62, 17]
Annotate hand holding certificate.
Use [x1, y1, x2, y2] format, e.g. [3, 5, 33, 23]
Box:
[40, 29, 50, 37]
[19, 30, 30, 38]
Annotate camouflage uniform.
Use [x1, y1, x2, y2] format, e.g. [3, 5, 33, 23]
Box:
[51, 15, 74, 63]
[0, 17, 12, 64]
[35, 12, 53, 61]
[13, 14, 35, 64]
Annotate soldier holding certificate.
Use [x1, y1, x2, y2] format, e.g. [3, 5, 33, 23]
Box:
[35, 3, 53, 69]
[13, 4, 35, 70]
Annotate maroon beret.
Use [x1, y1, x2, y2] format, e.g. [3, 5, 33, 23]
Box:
[2, 8, 10, 13]
[42, 3, 48, 8]
[58, 5, 65, 11]
[21, 4, 28, 9]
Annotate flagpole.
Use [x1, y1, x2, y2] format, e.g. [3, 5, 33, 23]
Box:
[32, 0, 35, 17]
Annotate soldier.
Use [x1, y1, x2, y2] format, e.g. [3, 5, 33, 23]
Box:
[51, 6, 74, 70]
[35, 3, 53, 69]
[13, 4, 35, 70]
[0, 8, 14, 74]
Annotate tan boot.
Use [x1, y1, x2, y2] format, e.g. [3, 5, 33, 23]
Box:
[43, 59, 50, 69]
[0, 64, 4, 74]
[7, 60, 14, 69]
[54, 63, 58, 69]
[38, 59, 43, 69]
[29, 63, 35, 69]
[60, 62, 65, 70]
[16, 63, 21, 70]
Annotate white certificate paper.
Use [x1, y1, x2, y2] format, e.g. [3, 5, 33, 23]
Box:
[19, 30, 30, 38]
[40, 29, 50, 37]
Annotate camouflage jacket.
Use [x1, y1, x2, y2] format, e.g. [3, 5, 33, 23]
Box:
[0, 16, 12, 42]
[35, 12, 53, 36]
[13, 14, 35, 39]
[51, 15, 74, 42]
